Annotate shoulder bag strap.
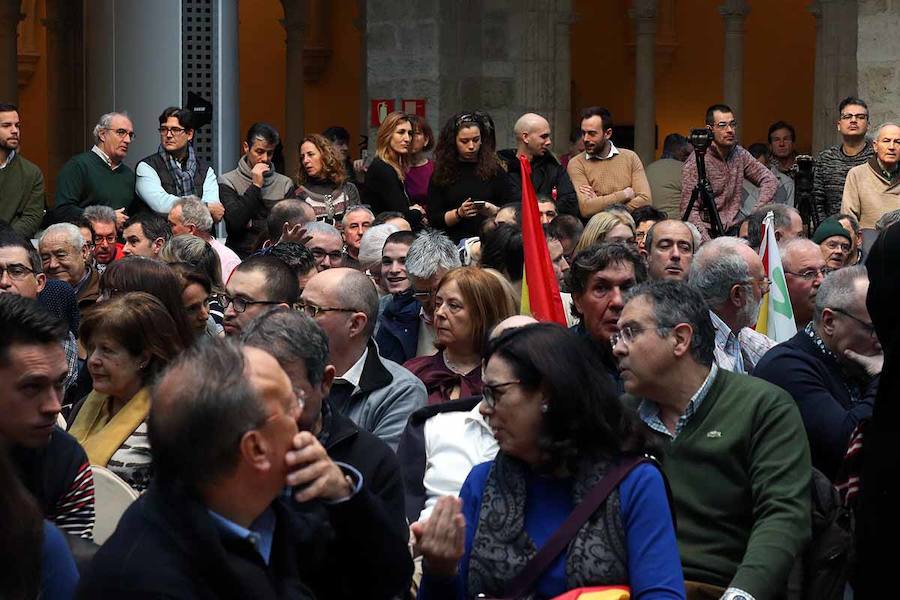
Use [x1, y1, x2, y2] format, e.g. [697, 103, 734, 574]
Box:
[503, 456, 652, 599]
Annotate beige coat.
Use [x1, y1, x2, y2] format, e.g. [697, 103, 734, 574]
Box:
[840, 158, 900, 228]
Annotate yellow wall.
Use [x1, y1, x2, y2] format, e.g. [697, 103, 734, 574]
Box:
[571, 0, 816, 158]
[238, 0, 363, 168]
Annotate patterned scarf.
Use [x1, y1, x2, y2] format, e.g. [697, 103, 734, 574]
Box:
[467, 453, 628, 599]
[161, 144, 199, 197]
[803, 322, 863, 403]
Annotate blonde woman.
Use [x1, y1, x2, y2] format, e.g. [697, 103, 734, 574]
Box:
[573, 211, 636, 254]
[364, 111, 426, 227]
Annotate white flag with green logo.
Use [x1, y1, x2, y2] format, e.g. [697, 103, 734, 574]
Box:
[756, 211, 797, 342]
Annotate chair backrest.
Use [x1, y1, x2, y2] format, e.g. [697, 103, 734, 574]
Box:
[90, 465, 139, 545]
[56, 413, 66, 429]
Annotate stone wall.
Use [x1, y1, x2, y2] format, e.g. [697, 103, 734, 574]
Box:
[858, 0, 900, 126]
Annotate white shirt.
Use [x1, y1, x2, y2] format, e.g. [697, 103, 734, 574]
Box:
[585, 141, 621, 161]
[416, 313, 437, 357]
[335, 347, 368, 390]
[91, 145, 121, 170]
[418, 402, 499, 522]
[0, 149, 15, 169]
[208, 237, 241, 283]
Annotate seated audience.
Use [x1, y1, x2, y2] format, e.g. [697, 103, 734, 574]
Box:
[159, 234, 227, 325]
[478, 222, 524, 297]
[222, 255, 298, 337]
[780, 237, 826, 329]
[548, 213, 584, 263]
[121, 212, 172, 258]
[168, 196, 242, 281]
[631, 205, 667, 252]
[573, 211, 636, 255]
[300, 268, 427, 450]
[1, 294, 95, 538]
[364, 112, 425, 227]
[688, 237, 776, 373]
[416, 323, 684, 599]
[82, 205, 120, 271]
[373, 210, 412, 231]
[566, 242, 646, 391]
[375, 230, 421, 364]
[537, 195, 559, 224]
[642, 219, 695, 282]
[743, 204, 804, 250]
[38, 223, 98, 308]
[813, 218, 853, 271]
[614, 280, 810, 600]
[836, 212, 864, 265]
[341, 205, 375, 269]
[404, 267, 516, 404]
[294, 134, 361, 224]
[220, 122, 295, 257]
[755, 265, 879, 480]
[304, 221, 345, 271]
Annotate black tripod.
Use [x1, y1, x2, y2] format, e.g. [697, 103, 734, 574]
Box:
[681, 145, 724, 238]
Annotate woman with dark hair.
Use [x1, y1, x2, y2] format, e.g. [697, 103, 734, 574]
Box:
[427, 111, 514, 243]
[404, 267, 516, 404]
[405, 114, 435, 208]
[415, 324, 684, 599]
[68, 293, 188, 491]
[294, 133, 361, 224]
[363, 111, 425, 227]
[0, 450, 78, 599]
[159, 234, 227, 325]
[169, 262, 221, 338]
[99, 256, 196, 348]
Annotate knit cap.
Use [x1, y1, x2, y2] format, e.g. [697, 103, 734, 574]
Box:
[812, 219, 852, 244]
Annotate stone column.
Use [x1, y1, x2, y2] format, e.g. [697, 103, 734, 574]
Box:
[719, 0, 749, 120]
[0, 0, 21, 105]
[281, 0, 306, 180]
[809, 0, 859, 153]
[630, 0, 658, 165]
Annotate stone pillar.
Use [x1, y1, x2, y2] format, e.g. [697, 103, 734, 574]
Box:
[857, 0, 900, 127]
[0, 0, 21, 105]
[281, 0, 306, 180]
[809, 0, 859, 153]
[719, 0, 749, 120]
[630, 0, 658, 165]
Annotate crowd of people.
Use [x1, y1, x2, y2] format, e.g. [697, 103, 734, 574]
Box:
[1, 94, 898, 599]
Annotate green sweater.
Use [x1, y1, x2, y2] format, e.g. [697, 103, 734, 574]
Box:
[648, 369, 811, 600]
[53, 151, 136, 223]
[0, 152, 45, 237]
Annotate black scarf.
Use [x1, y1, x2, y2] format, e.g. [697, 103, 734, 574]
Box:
[467, 452, 627, 599]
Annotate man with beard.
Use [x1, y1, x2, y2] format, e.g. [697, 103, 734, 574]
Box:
[681, 104, 777, 240]
[565, 242, 646, 392]
[567, 107, 651, 218]
[0, 103, 44, 238]
[498, 113, 577, 217]
[688, 236, 776, 374]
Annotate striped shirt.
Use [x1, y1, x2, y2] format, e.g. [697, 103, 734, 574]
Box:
[813, 143, 874, 222]
[107, 420, 153, 493]
[49, 459, 96, 538]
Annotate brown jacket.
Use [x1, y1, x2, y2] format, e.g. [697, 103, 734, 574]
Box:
[840, 157, 900, 228]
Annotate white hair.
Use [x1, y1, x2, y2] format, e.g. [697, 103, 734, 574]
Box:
[38, 223, 84, 250]
[358, 224, 400, 268]
[341, 205, 375, 228]
[92, 111, 130, 142]
[174, 196, 213, 233]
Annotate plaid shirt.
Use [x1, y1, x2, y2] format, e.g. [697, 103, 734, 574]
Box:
[639, 363, 719, 439]
[710, 310, 776, 374]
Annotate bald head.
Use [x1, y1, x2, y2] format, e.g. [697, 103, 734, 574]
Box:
[302, 268, 380, 340]
[490, 315, 538, 339]
[515, 113, 552, 158]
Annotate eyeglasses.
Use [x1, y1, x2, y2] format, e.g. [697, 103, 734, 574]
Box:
[221, 294, 282, 314]
[94, 234, 117, 246]
[0, 263, 35, 280]
[105, 128, 136, 140]
[610, 324, 672, 348]
[482, 380, 522, 410]
[823, 240, 851, 252]
[295, 299, 356, 319]
[158, 126, 186, 136]
[713, 121, 738, 130]
[263, 389, 306, 424]
[840, 113, 868, 121]
[309, 248, 344, 263]
[830, 307, 877, 337]
[785, 267, 829, 281]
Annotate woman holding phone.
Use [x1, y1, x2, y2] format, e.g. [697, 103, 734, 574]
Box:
[427, 111, 514, 243]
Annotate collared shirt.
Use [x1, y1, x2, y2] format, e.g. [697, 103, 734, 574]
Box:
[207, 506, 276, 565]
[710, 310, 776, 374]
[91, 145, 121, 171]
[74, 266, 93, 296]
[585, 141, 621, 161]
[877, 158, 899, 182]
[710, 310, 745, 374]
[638, 363, 719, 439]
[335, 347, 368, 391]
[0, 149, 15, 169]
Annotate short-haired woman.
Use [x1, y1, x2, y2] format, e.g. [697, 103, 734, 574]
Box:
[69, 293, 188, 491]
[427, 111, 514, 243]
[404, 266, 516, 404]
[414, 324, 685, 599]
[294, 133, 361, 224]
[364, 111, 426, 227]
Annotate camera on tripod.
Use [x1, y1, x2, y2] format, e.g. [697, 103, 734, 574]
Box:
[794, 154, 817, 233]
[689, 128, 714, 152]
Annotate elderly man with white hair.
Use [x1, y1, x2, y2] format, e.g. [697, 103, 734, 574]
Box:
[842, 121, 900, 228]
[52, 111, 138, 225]
[168, 196, 241, 281]
[781, 237, 827, 329]
[38, 223, 99, 307]
[341, 205, 375, 269]
[498, 112, 578, 217]
[357, 223, 399, 285]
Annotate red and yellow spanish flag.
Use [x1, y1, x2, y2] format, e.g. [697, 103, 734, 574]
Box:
[518, 154, 567, 325]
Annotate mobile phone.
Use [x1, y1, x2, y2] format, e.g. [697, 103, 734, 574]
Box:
[473, 201, 486, 209]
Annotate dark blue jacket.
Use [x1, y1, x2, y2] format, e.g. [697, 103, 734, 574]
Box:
[375, 291, 422, 365]
[753, 330, 877, 480]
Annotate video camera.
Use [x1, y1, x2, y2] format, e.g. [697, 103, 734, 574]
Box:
[689, 128, 714, 152]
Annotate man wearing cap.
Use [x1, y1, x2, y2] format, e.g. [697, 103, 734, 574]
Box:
[813, 219, 853, 271]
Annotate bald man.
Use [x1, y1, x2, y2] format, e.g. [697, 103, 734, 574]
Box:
[498, 113, 578, 217]
[301, 268, 426, 450]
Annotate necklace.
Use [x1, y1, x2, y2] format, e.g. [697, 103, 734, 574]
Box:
[443, 352, 479, 376]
